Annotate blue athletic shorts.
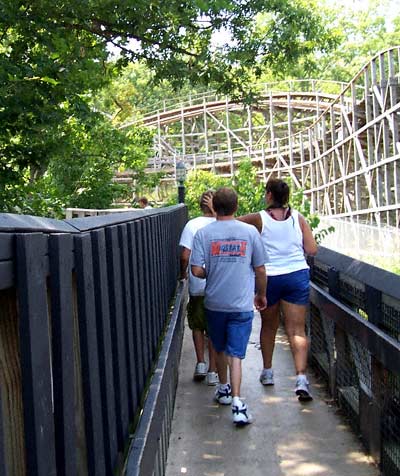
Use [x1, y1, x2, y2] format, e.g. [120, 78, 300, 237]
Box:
[205, 310, 253, 359]
[267, 269, 310, 306]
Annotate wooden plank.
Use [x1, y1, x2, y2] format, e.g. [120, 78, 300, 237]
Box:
[118, 224, 137, 417]
[105, 226, 130, 450]
[0, 388, 7, 476]
[127, 222, 145, 403]
[140, 219, 155, 363]
[154, 216, 165, 332]
[0, 235, 13, 260]
[74, 234, 106, 476]
[0, 288, 25, 476]
[0, 262, 13, 291]
[0, 214, 76, 233]
[146, 218, 159, 349]
[133, 220, 151, 376]
[49, 234, 76, 476]
[90, 229, 119, 474]
[16, 233, 57, 476]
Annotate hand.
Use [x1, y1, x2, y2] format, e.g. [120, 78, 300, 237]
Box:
[202, 194, 215, 216]
[254, 294, 267, 311]
[179, 270, 188, 281]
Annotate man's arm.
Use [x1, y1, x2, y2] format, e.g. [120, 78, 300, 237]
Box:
[191, 265, 206, 279]
[254, 265, 267, 311]
[180, 247, 191, 280]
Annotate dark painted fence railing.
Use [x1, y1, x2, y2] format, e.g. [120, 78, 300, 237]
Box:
[0, 205, 187, 476]
[309, 247, 400, 476]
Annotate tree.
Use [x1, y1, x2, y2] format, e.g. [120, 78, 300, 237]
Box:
[0, 0, 336, 215]
[278, 0, 400, 82]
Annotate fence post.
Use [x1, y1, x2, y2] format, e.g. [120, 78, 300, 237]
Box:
[16, 234, 57, 476]
[49, 234, 77, 476]
[91, 229, 118, 474]
[74, 234, 106, 476]
[328, 266, 340, 398]
[362, 284, 384, 463]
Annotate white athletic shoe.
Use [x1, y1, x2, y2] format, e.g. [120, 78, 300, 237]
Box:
[259, 368, 274, 386]
[232, 399, 253, 426]
[193, 362, 207, 381]
[206, 371, 219, 386]
[214, 384, 232, 405]
[295, 375, 313, 401]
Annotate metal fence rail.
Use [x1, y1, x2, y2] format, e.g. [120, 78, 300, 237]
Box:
[0, 205, 187, 476]
[309, 247, 400, 476]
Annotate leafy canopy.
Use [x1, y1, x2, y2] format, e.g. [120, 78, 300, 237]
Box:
[0, 0, 336, 215]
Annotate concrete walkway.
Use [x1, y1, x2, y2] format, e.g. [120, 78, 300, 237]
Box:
[165, 314, 379, 476]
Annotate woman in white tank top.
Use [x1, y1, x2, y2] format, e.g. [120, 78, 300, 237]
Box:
[239, 179, 318, 401]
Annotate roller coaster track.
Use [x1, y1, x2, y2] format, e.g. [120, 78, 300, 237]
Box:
[119, 47, 400, 227]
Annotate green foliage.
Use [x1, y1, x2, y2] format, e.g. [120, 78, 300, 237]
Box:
[288, 179, 334, 241]
[232, 159, 265, 216]
[182, 161, 334, 242]
[0, 0, 337, 216]
[282, 0, 400, 82]
[184, 170, 230, 218]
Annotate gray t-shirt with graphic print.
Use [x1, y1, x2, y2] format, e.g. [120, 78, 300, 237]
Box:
[191, 219, 266, 313]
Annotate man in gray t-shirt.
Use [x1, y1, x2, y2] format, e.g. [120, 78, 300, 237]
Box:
[191, 188, 267, 426]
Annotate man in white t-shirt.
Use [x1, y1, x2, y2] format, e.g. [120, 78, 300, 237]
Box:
[179, 191, 218, 385]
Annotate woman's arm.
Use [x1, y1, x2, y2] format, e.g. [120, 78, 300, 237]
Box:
[237, 213, 263, 233]
[299, 214, 318, 256]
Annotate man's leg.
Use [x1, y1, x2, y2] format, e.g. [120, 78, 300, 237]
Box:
[188, 297, 207, 380]
[228, 356, 241, 397]
[226, 312, 253, 425]
[215, 351, 229, 384]
[192, 330, 205, 363]
[206, 338, 219, 385]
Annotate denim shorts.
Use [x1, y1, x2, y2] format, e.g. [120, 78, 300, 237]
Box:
[267, 269, 310, 306]
[205, 309, 253, 359]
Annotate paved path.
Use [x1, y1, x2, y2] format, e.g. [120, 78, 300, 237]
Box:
[165, 314, 379, 476]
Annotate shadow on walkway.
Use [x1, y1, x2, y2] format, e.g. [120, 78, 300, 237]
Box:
[166, 313, 379, 476]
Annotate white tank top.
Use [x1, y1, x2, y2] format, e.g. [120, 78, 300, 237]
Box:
[259, 209, 309, 276]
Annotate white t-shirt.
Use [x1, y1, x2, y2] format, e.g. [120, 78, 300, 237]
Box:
[179, 216, 215, 295]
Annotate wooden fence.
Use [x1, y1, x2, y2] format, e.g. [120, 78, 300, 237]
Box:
[0, 205, 187, 476]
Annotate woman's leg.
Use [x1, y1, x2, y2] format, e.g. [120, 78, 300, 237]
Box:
[260, 302, 280, 369]
[280, 300, 308, 374]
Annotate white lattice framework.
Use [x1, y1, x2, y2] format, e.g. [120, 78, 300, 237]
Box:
[119, 47, 400, 227]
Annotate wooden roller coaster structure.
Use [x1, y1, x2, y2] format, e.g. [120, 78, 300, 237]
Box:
[119, 47, 400, 227]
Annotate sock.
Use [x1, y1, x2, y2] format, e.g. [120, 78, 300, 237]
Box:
[232, 396, 243, 407]
[218, 383, 230, 391]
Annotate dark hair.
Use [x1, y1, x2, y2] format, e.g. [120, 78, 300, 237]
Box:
[139, 197, 148, 205]
[265, 179, 290, 208]
[199, 190, 214, 213]
[212, 187, 238, 216]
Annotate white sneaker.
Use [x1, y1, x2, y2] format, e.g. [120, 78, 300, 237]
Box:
[193, 362, 207, 381]
[206, 371, 219, 386]
[214, 384, 232, 405]
[232, 399, 253, 426]
[295, 375, 313, 401]
[259, 368, 274, 386]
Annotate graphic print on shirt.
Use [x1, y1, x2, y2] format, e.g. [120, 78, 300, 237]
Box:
[211, 239, 247, 257]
